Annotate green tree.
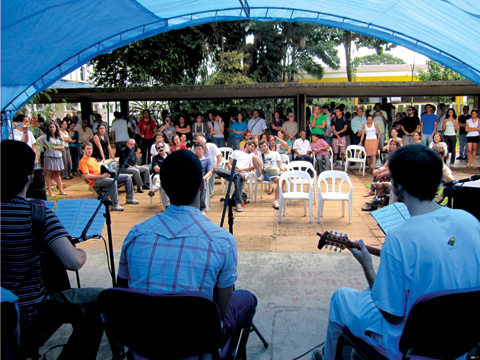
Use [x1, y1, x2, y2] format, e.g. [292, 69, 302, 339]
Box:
[208, 51, 254, 85]
[354, 53, 406, 66]
[417, 60, 465, 82]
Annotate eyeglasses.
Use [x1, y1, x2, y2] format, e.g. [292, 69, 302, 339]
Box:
[156, 147, 164, 150]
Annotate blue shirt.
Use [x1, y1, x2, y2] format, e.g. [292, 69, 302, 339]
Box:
[351, 116, 366, 135]
[199, 157, 213, 176]
[118, 205, 238, 297]
[421, 113, 438, 135]
[232, 121, 248, 138]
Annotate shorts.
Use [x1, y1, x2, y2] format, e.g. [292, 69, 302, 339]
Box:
[332, 137, 346, 154]
[467, 136, 479, 144]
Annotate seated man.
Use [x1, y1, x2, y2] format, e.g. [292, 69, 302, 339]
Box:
[253, 140, 286, 210]
[0, 140, 103, 360]
[293, 130, 314, 164]
[147, 141, 170, 208]
[119, 138, 150, 193]
[79, 142, 139, 211]
[216, 140, 257, 212]
[193, 141, 213, 216]
[117, 150, 258, 357]
[313, 144, 480, 360]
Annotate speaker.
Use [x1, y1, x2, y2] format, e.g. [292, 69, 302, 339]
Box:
[452, 180, 480, 222]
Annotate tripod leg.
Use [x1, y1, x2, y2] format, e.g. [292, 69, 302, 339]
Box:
[250, 323, 269, 348]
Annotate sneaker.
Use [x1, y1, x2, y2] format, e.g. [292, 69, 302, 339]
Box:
[456, 156, 463, 160]
[273, 200, 279, 209]
[235, 203, 243, 212]
[148, 190, 155, 197]
[111, 205, 124, 211]
[333, 163, 337, 168]
[201, 211, 207, 216]
[142, 185, 150, 190]
[137, 187, 144, 193]
[126, 199, 140, 204]
[312, 347, 324, 360]
[257, 175, 265, 181]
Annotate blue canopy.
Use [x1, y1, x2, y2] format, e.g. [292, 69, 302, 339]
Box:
[2, 0, 479, 112]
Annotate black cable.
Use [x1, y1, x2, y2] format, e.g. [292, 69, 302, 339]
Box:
[291, 341, 325, 360]
[97, 234, 113, 278]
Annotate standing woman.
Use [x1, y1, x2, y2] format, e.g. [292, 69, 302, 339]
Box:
[92, 124, 114, 162]
[442, 108, 459, 166]
[175, 116, 191, 142]
[58, 120, 73, 179]
[206, 112, 215, 142]
[37, 123, 67, 196]
[231, 113, 247, 150]
[160, 116, 175, 144]
[210, 114, 225, 148]
[192, 115, 207, 140]
[466, 110, 480, 168]
[138, 109, 157, 165]
[359, 115, 381, 174]
[226, 115, 236, 149]
[67, 121, 79, 175]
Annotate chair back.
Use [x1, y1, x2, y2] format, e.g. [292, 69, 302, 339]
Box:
[218, 147, 233, 167]
[98, 288, 223, 360]
[287, 161, 315, 174]
[279, 171, 312, 195]
[318, 171, 353, 195]
[399, 286, 480, 360]
[345, 145, 366, 161]
[280, 154, 290, 165]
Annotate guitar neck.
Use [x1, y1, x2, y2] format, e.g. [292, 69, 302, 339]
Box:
[349, 241, 381, 257]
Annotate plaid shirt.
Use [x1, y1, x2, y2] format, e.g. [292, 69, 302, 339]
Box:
[118, 205, 238, 297]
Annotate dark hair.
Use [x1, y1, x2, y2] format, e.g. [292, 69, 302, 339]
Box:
[68, 121, 76, 127]
[446, 108, 457, 119]
[471, 109, 478, 116]
[408, 107, 418, 117]
[321, 105, 329, 110]
[1, 140, 35, 200]
[345, 112, 351, 120]
[46, 122, 60, 141]
[259, 140, 268, 147]
[311, 133, 319, 139]
[160, 150, 203, 205]
[434, 132, 444, 142]
[388, 144, 442, 201]
[14, 114, 28, 123]
[59, 119, 68, 128]
[425, 104, 436, 113]
[193, 142, 204, 149]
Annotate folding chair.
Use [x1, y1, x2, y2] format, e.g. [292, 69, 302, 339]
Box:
[345, 145, 367, 176]
[98, 288, 225, 360]
[278, 171, 313, 223]
[335, 286, 480, 360]
[317, 171, 353, 224]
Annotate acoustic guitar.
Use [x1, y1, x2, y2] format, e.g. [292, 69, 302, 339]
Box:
[317, 231, 381, 257]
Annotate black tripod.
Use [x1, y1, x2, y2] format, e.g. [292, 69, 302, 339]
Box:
[220, 160, 269, 350]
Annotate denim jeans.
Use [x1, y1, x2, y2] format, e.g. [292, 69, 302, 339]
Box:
[459, 134, 467, 157]
[216, 168, 245, 205]
[212, 137, 225, 148]
[94, 174, 134, 206]
[422, 134, 434, 146]
[233, 137, 243, 150]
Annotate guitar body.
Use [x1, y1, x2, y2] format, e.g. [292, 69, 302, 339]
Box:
[317, 231, 381, 257]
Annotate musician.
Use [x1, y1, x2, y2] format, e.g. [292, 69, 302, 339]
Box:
[313, 144, 480, 360]
[0, 140, 103, 359]
[117, 150, 258, 357]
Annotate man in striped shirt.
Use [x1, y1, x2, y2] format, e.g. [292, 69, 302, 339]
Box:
[118, 150, 257, 357]
[1, 140, 103, 359]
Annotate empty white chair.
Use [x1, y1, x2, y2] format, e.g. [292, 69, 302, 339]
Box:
[345, 145, 367, 176]
[280, 154, 290, 165]
[254, 175, 274, 202]
[317, 171, 353, 224]
[218, 147, 233, 194]
[286, 161, 317, 204]
[278, 171, 313, 223]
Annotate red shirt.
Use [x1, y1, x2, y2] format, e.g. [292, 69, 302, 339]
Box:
[171, 144, 187, 152]
[138, 119, 156, 139]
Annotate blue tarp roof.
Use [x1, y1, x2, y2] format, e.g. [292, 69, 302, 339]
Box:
[2, 0, 480, 112]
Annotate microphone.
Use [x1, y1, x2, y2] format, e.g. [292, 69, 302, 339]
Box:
[443, 174, 480, 186]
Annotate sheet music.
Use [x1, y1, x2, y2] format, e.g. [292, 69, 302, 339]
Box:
[370, 203, 411, 235]
[55, 199, 106, 239]
[28, 198, 56, 211]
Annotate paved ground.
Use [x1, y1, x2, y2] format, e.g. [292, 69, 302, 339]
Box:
[38, 154, 479, 360]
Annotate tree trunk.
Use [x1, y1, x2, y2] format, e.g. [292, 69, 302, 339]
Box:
[344, 31, 352, 82]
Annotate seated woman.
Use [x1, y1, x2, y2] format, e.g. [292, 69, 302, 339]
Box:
[92, 124, 114, 163]
[170, 135, 187, 152]
[413, 131, 423, 144]
[180, 134, 191, 150]
[429, 133, 448, 157]
[275, 130, 293, 161]
[310, 133, 331, 173]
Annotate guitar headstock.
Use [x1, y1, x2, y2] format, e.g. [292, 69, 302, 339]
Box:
[317, 231, 351, 253]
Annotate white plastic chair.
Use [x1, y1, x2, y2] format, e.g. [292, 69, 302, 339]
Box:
[278, 171, 313, 223]
[219, 147, 233, 194]
[345, 145, 367, 176]
[317, 171, 353, 224]
[280, 154, 290, 165]
[286, 161, 317, 204]
[254, 174, 274, 203]
[329, 147, 334, 170]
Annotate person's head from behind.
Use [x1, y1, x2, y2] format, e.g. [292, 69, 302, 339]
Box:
[160, 150, 203, 206]
[1, 140, 35, 201]
[389, 145, 442, 202]
[432, 144, 446, 159]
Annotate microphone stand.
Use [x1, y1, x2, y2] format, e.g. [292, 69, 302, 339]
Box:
[76, 146, 136, 287]
[441, 174, 480, 209]
[219, 161, 269, 349]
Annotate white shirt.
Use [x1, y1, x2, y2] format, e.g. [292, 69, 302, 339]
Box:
[206, 143, 222, 165]
[111, 119, 130, 142]
[259, 150, 281, 167]
[372, 110, 387, 134]
[466, 118, 480, 137]
[230, 150, 253, 170]
[293, 138, 311, 155]
[13, 128, 36, 148]
[248, 117, 267, 135]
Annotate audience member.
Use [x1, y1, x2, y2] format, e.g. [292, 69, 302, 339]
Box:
[111, 111, 134, 156]
[59, 119, 73, 180]
[92, 113, 108, 134]
[331, 106, 348, 167]
[195, 136, 222, 198]
[192, 114, 208, 140]
[77, 118, 94, 158]
[442, 108, 459, 166]
[429, 133, 448, 157]
[138, 109, 157, 165]
[276, 130, 293, 161]
[171, 134, 187, 152]
[12, 114, 38, 165]
[457, 106, 470, 160]
[436, 103, 447, 134]
[351, 107, 366, 145]
[92, 124, 114, 162]
[159, 116, 175, 144]
[380, 97, 395, 134]
[216, 140, 257, 212]
[231, 114, 248, 150]
[310, 105, 327, 140]
[400, 106, 420, 145]
[392, 112, 404, 138]
[79, 142, 138, 211]
[270, 111, 284, 137]
[193, 142, 213, 216]
[1, 140, 104, 360]
[359, 115, 381, 174]
[372, 103, 388, 150]
[432, 145, 455, 183]
[210, 114, 225, 148]
[466, 109, 480, 168]
[119, 139, 150, 193]
[148, 141, 170, 208]
[67, 121, 79, 175]
[180, 133, 191, 150]
[150, 132, 170, 156]
[282, 112, 298, 141]
[310, 133, 331, 173]
[175, 115, 192, 142]
[313, 144, 480, 360]
[248, 110, 267, 136]
[421, 104, 438, 146]
[293, 130, 314, 165]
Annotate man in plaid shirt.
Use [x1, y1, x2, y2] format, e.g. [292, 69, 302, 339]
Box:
[117, 150, 257, 355]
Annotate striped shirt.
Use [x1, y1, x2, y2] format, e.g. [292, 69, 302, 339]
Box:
[1, 197, 70, 331]
[118, 205, 238, 297]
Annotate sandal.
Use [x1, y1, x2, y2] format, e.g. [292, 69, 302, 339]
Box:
[268, 189, 274, 195]
[59, 192, 68, 196]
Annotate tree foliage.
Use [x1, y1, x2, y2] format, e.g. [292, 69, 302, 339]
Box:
[416, 60, 465, 82]
[208, 51, 254, 85]
[354, 53, 406, 66]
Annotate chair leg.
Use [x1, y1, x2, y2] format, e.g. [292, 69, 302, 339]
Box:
[309, 198, 313, 223]
[349, 199, 352, 224]
[304, 200, 306, 216]
[342, 200, 345, 217]
[150, 196, 153, 207]
[278, 198, 283, 223]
